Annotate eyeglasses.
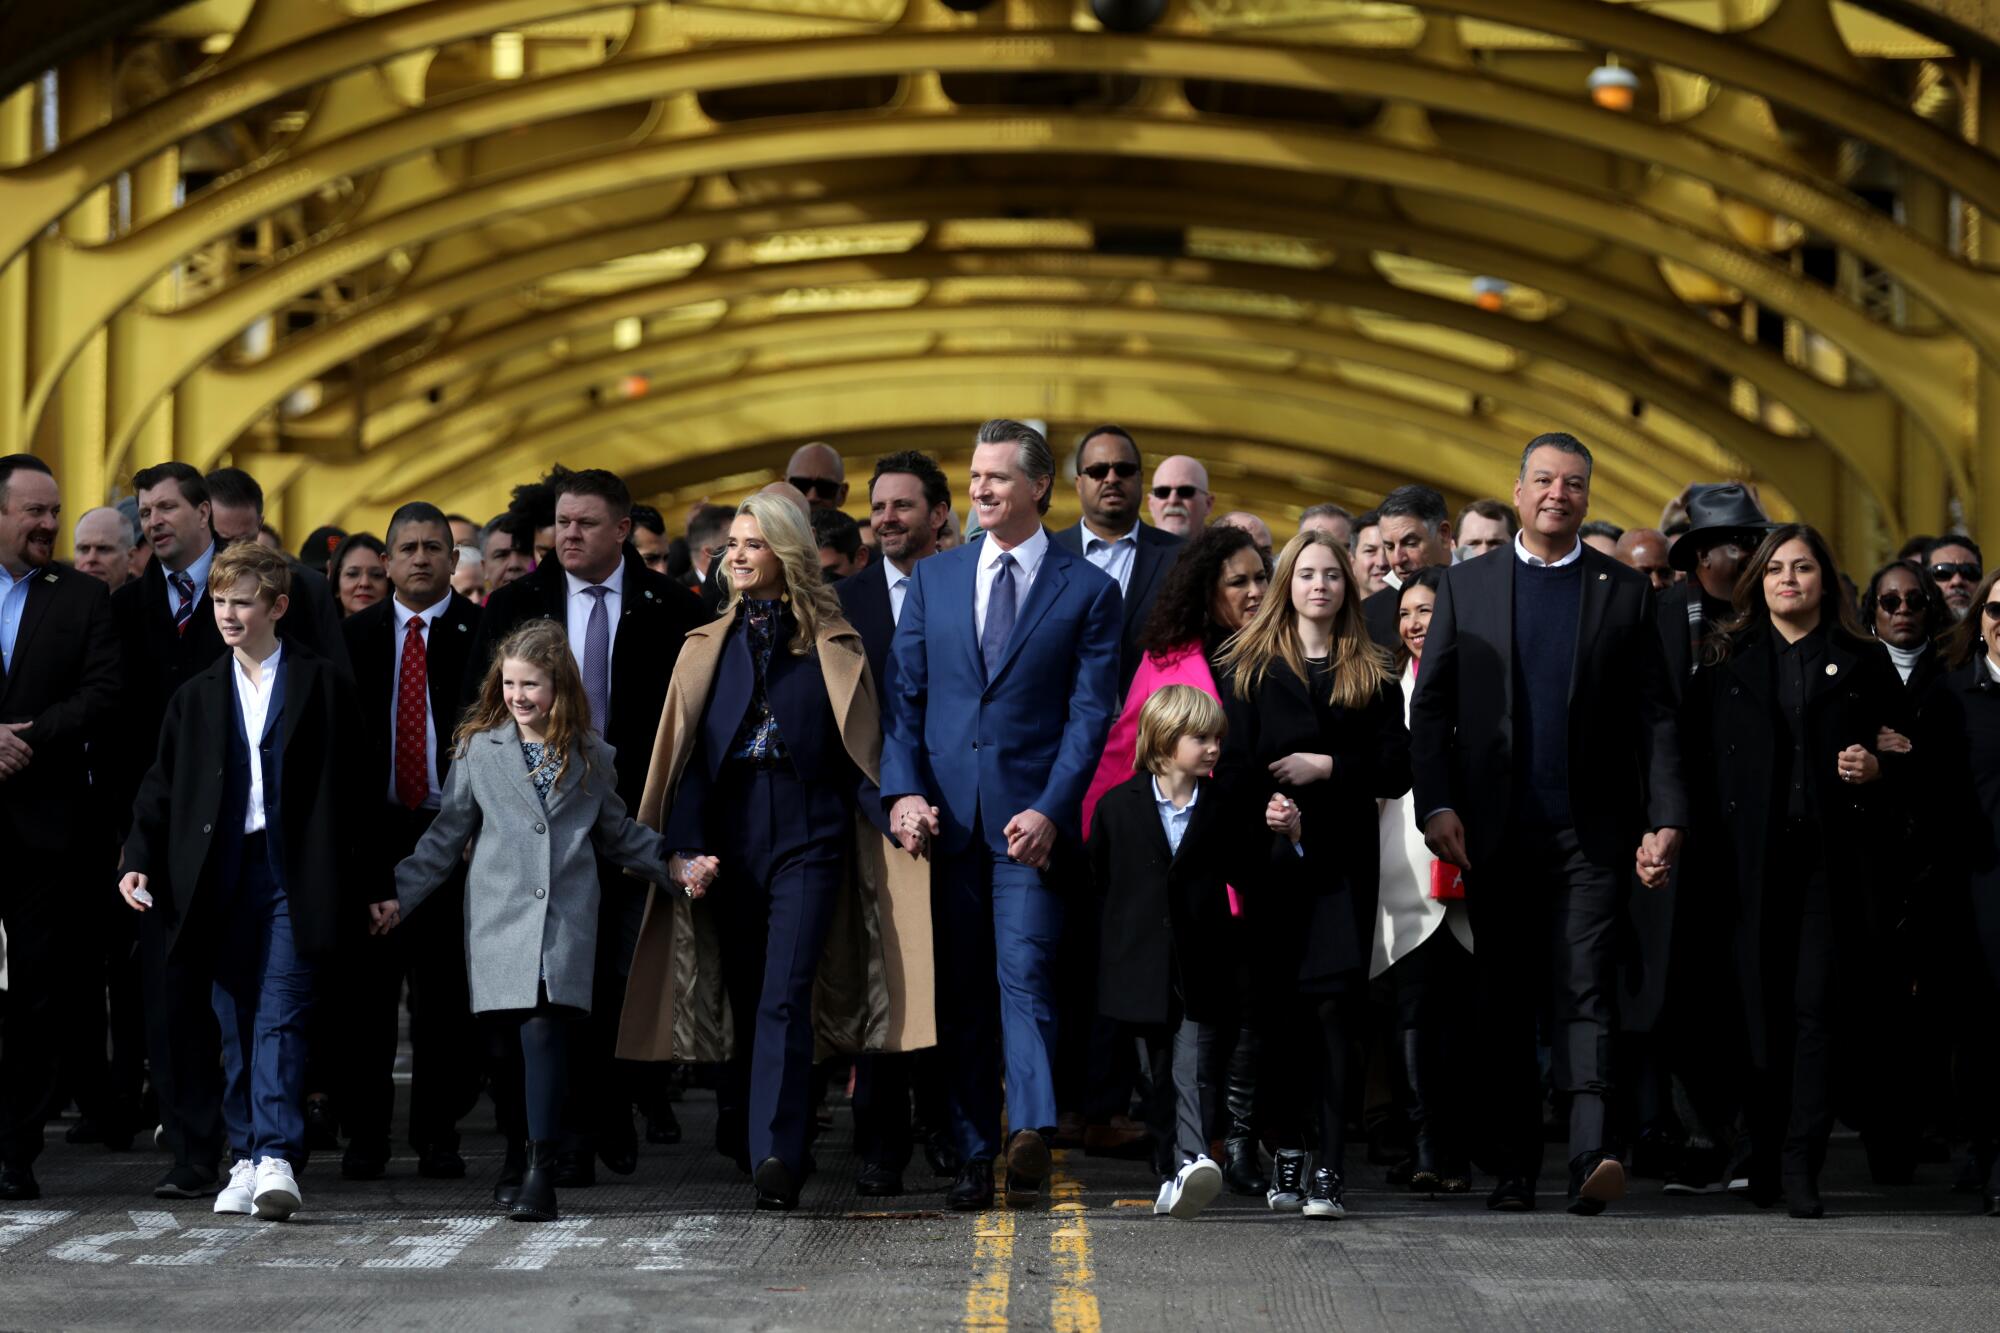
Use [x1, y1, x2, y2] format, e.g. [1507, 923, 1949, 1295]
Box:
[1876, 591, 1930, 615]
[787, 476, 842, 500]
[1930, 561, 1982, 583]
[1152, 484, 1203, 501]
[1081, 461, 1139, 481]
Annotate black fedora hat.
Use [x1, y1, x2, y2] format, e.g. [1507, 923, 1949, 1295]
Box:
[1670, 483, 1774, 571]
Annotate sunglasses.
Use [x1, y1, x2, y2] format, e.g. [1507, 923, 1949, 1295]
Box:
[1152, 484, 1202, 501]
[1876, 591, 1930, 614]
[787, 476, 842, 500]
[1081, 461, 1139, 481]
[1984, 602, 2000, 621]
[1931, 562, 1982, 583]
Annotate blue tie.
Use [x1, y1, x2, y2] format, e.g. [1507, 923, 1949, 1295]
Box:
[582, 585, 610, 733]
[982, 552, 1017, 679]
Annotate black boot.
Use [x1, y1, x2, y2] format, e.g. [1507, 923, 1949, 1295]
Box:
[1402, 1030, 1440, 1193]
[1781, 1137, 1825, 1220]
[510, 1141, 559, 1223]
[1221, 1025, 1268, 1196]
[494, 1140, 527, 1208]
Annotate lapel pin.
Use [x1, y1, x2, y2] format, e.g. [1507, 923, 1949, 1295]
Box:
[42, 572, 57, 584]
[456, 622, 467, 632]
[645, 590, 655, 601]
[1597, 573, 1608, 581]
[1825, 663, 1839, 676]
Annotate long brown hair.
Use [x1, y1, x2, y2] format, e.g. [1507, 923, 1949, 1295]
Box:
[455, 619, 594, 791]
[1217, 529, 1391, 708]
[719, 491, 844, 656]
[1705, 523, 1863, 665]
[1945, 566, 2000, 668]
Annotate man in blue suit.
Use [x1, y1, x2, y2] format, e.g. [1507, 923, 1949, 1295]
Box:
[882, 419, 1122, 1211]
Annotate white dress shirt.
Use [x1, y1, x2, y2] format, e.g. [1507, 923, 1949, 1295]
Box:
[234, 643, 283, 834]
[1513, 531, 1584, 568]
[1152, 776, 1197, 856]
[389, 593, 452, 809]
[973, 526, 1049, 640]
[1080, 523, 1140, 595]
[886, 563, 913, 626]
[564, 563, 625, 675]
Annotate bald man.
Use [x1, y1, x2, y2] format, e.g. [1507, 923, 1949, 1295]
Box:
[784, 442, 847, 511]
[1614, 528, 1675, 592]
[1147, 455, 1213, 538]
[73, 506, 136, 590]
[1217, 510, 1273, 561]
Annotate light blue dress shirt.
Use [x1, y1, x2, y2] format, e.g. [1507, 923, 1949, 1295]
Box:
[1081, 524, 1140, 595]
[0, 564, 37, 673]
[165, 539, 217, 616]
[1152, 776, 1198, 856]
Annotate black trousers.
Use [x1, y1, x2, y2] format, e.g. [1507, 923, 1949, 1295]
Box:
[336, 804, 482, 1153]
[0, 843, 95, 1165]
[559, 861, 650, 1156]
[1747, 825, 1839, 1187]
[1466, 824, 1622, 1178]
[140, 896, 225, 1170]
[60, 842, 147, 1131]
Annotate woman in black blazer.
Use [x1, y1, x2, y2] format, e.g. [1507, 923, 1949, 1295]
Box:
[1683, 524, 1907, 1219]
[1215, 529, 1411, 1219]
[1908, 567, 2000, 1217]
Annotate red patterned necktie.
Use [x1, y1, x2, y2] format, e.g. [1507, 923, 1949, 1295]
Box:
[172, 573, 195, 637]
[394, 616, 429, 810]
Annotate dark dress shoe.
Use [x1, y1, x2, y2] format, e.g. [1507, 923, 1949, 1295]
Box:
[1783, 1173, 1824, 1220]
[1983, 1192, 1999, 1218]
[1223, 1137, 1269, 1196]
[0, 1166, 40, 1201]
[855, 1163, 904, 1198]
[510, 1141, 559, 1223]
[1004, 1129, 1051, 1188]
[1567, 1151, 1626, 1217]
[947, 1159, 995, 1211]
[304, 1097, 340, 1151]
[418, 1146, 467, 1180]
[494, 1142, 527, 1208]
[754, 1157, 799, 1211]
[1486, 1177, 1536, 1212]
[341, 1142, 389, 1181]
[153, 1163, 220, 1198]
[646, 1105, 682, 1146]
[598, 1113, 639, 1176]
[554, 1149, 596, 1188]
[924, 1133, 961, 1180]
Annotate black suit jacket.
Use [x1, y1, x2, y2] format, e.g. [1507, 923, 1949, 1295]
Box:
[1409, 544, 1686, 870]
[0, 563, 120, 850]
[465, 551, 707, 810]
[836, 555, 897, 690]
[1051, 520, 1182, 691]
[122, 642, 367, 959]
[111, 547, 347, 815]
[1362, 584, 1401, 653]
[341, 591, 483, 803]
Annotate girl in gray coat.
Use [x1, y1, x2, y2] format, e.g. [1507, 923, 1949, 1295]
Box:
[371, 620, 715, 1223]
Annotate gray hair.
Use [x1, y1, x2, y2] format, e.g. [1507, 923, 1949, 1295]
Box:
[1519, 431, 1594, 480]
[975, 418, 1056, 516]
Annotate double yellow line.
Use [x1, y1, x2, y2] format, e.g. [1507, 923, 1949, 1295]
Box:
[961, 1152, 1101, 1332]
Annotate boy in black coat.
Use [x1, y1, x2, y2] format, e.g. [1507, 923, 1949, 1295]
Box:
[119, 542, 365, 1222]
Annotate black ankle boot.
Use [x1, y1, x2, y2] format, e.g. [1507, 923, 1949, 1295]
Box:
[494, 1141, 527, 1208]
[510, 1141, 559, 1223]
[1223, 1136, 1268, 1196]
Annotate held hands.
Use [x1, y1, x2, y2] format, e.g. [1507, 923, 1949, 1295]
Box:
[0, 721, 32, 780]
[670, 853, 721, 900]
[1635, 827, 1684, 891]
[1004, 809, 1057, 871]
[891, 795, 941, 858]
[1875, 727, 1912, 756]
[117, 871, 153, 912]
[1422, 811, 1471, 872]
[367, 901, 401, 935]
[1838, 744, 1882, 785]
[1265, 793, 1302, 845]
[1267, 752, 1333, 787]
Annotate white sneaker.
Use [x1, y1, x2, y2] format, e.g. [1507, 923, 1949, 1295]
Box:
[1154, 1179, 1175, 1216]
[252, 1156, 301, 1221]
[1169, 1156, 1224, 1221]
[213, 1159, 257, 1215]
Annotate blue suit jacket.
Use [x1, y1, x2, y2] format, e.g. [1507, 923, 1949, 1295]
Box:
[880, 532, 1122, 856]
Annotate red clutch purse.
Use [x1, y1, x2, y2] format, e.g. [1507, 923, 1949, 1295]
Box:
[1429, 860, 1464, 901]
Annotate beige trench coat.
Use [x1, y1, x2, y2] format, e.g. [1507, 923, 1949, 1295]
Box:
[614, 609, 937, 1062]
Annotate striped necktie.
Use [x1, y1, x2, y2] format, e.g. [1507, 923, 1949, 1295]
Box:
[172, 573, 196, 637]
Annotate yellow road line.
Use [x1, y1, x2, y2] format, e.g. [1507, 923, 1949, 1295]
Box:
[963, 1201, 1013, 1330]
[1047, 1152, 1101, 1333]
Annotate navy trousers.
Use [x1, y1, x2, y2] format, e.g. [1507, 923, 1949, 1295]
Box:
[713, 764, 846, 1177]
[936, 814, 1064, 1162]
[212, 839, 317, 1166]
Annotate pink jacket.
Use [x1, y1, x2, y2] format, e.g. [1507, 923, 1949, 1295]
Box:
[1080, 642, 1223, 840]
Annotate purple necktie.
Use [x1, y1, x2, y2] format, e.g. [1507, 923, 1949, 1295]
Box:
[982, 552, 1016, 679]
[582, 585, 610, 733]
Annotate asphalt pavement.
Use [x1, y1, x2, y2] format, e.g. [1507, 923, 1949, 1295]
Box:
[0, 1095, 1992, 1332]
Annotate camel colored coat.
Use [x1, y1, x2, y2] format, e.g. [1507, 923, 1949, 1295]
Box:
[615, 609, 937, 1062]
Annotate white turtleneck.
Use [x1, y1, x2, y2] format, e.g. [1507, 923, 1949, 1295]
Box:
[1886, 641, 1927, 684]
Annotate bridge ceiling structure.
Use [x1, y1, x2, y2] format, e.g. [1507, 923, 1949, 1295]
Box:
[4, 0, 2000, 559]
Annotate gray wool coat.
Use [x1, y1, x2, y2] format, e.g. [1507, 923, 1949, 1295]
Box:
[395, 722, 671, 1014]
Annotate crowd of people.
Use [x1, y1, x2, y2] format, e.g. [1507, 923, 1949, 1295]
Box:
[0, 423, 1995, 1231]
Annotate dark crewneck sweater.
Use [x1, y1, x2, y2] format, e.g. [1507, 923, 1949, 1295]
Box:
[1512, 558, 1584, 826]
